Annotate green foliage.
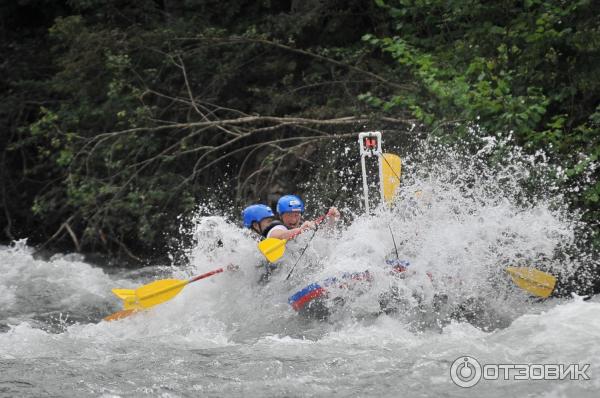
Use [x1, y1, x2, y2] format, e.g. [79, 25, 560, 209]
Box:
[1, 0, 598, 260]
[0, 0, 394, 261]
[366, 0, 600, 246]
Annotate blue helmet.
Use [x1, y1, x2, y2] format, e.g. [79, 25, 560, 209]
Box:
[276, 195, 305, 215]
[242, 204, 275, 228]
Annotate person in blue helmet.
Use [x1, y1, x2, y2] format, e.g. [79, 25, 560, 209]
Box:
[242, 203, 315, 284]
[276, 194, 340, 230]
[241, 203, 313, 240]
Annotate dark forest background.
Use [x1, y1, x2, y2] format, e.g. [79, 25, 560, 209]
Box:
[1, 0, 598, 264]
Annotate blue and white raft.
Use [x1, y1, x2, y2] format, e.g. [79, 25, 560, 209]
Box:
[288, 260, 411, 318]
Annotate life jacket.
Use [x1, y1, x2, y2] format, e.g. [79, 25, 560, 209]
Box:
[261, 220, 286, 239]
[257, 220, 287, 282]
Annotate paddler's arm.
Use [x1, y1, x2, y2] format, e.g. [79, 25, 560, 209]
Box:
[268, 221, 315, 240]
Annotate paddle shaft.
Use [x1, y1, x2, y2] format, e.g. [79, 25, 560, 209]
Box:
[285, 214, 328, 280]
[189, 267, 224, 283]
[263, 215, 327, 255]
[138, 267, 226, 301]
[289, 214, 326, 240]
[389, 224, 400, 259]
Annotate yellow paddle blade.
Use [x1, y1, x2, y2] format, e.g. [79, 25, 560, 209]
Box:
[111, 288, 141, 310]
[135, 279, 189, 309]
[112, 288, 135, 300]
[103, 308, 140, 322]
[506, 267, 557, 298]
[258, 238, 287, 262]
[382, 153, 402, 204]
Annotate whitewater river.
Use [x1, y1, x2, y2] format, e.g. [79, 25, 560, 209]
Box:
[2, 146, 599, 397]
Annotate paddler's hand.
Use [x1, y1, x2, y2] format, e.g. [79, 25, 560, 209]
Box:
[300, 220, 316, 231]
[326, 207, 340, 220]
[226, 263, 239, 272]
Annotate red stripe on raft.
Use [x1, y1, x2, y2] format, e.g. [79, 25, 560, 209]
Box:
[292, 287, 326, 311]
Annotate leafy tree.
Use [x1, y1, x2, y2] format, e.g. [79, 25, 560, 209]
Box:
[1, 0, 407, 261]
[364, 0, 600, 246]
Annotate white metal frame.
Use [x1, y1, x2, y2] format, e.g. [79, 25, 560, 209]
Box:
[358, 131, 384, 213]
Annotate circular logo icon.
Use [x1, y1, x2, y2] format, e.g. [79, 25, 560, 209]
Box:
[450, 356, 482, 388]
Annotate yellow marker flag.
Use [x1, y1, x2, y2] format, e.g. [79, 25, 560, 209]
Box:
[382, 153, 402, 204]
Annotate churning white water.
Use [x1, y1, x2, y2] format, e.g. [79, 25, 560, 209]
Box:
[1, 139, 598, 397]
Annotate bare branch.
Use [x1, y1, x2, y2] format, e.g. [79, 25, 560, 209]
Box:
[178, 36, 410, 91]
[64, 222, 81, 252]
[88, 115, 410, 144]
